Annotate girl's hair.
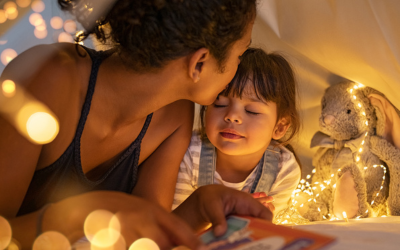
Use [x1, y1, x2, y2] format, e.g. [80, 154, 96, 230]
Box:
[58, 0, 256, 73]
[200, 47, 301, 146]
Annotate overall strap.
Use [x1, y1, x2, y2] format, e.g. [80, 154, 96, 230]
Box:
[250, 144, 281, 193]
[198, 138, 216, 187]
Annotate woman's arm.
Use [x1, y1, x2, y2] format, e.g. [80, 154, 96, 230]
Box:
[132, 100, 194, 210]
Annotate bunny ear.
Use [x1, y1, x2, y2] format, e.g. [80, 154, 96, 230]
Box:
[368, 93, 400, 150]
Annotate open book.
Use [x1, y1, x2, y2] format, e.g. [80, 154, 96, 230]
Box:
[199, 215, 335, 250]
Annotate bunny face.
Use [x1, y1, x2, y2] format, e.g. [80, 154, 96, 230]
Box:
[319, 81, 376, 141]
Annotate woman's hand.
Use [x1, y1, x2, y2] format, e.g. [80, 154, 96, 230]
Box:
[173, 185, 273, 237]
[251, 192, 276, 212]
[42, 191, 205, 250]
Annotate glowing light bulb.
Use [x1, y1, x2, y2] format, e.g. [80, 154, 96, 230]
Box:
[349, 89, 353, 93]
[358, 103, 362, 108]
[343, 211, 349, 222]
[365, 121, 368, 126]
[2, 80, 16, 97]
[353, 95, 357, 100]
[129, 238, 160, 250]
[25, 112, 59, 144]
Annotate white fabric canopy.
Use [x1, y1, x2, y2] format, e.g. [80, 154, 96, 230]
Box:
[252, 0, 400, 175]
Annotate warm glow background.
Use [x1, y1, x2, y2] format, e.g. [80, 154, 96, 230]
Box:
[251, 0, 400, 177]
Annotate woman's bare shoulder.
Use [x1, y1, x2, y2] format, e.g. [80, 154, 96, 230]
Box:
[1, 43, 91, 113]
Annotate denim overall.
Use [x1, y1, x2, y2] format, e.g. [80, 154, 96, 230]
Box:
[197, 138, 281, 193]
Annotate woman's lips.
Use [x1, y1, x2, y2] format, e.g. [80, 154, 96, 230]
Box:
[220, 130, 244, 139]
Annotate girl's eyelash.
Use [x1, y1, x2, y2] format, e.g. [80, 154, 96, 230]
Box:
[246, 110, 260, 115]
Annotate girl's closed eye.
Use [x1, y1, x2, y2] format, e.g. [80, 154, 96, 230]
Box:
[245, 109, 260, 115]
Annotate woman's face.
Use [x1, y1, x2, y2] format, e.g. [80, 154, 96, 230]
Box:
[191, 22, 254, 105]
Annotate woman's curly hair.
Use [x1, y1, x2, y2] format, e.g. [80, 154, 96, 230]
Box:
[58, 0, 256, 72]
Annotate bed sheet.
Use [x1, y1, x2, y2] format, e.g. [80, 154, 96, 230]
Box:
[292, 216, 400, 250]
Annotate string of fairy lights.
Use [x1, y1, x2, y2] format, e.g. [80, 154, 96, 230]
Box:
[274, 83, 388, 225]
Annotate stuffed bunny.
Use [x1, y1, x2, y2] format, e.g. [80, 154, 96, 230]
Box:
[300, 81, 400, 221]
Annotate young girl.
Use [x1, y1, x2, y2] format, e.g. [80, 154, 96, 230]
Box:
[173, 48, 301, 217]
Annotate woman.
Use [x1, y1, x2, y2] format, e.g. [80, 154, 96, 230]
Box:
[0, 0, 272, 248]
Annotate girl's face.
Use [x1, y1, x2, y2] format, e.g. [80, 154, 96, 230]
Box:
[205, 84, 286, 156]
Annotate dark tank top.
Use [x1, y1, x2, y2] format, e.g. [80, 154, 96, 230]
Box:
[17, 46, 153, 216]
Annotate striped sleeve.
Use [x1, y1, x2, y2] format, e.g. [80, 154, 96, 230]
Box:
[172, 132, 202, 210]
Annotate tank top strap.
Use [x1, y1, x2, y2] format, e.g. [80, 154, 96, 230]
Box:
[73, 46, 113, 142]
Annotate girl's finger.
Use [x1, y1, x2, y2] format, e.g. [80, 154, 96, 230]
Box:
[256, 196, 274, 203]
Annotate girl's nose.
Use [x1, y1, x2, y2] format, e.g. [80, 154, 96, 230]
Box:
[224, 110, 242, 124]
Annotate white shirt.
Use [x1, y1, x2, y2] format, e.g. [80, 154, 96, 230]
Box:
[172, 132, 301, 217]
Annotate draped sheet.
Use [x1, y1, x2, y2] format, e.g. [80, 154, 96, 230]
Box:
[252, 0, 400, 175]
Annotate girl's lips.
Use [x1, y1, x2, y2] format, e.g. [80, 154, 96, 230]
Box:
[220, 132, 243, 139]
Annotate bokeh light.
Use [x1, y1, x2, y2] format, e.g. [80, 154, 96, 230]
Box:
[32, 231, 71, 250]
[0, 10, 7, 23]
[2, 80, 16, 98]
[129, 238, 160, 250]
[34, 28, 47, 39]
[4, 2, 17, 16]
[31, 0, 45, 13]
[5, 239, 21, 250]
[50, 16, 63, 29]
[0, 40, 7, 45]
[29, 13, 43, 26]
[16, 0, 31, 8]
[90, 236, 126, 250]
[63, 19, 77, 33]
[58, 32, 74, 43]
[35, 22, 46, 31]
[84, 210, 121, 248]
[25, 111, 59, 144]
[6, 9, 18, 20]
[1, 48, 18, 66]
[0, 216, 12, 249]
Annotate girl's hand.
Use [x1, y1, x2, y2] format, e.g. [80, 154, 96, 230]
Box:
[251, 192, 275, 212]
[173, 185, 273, 237]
